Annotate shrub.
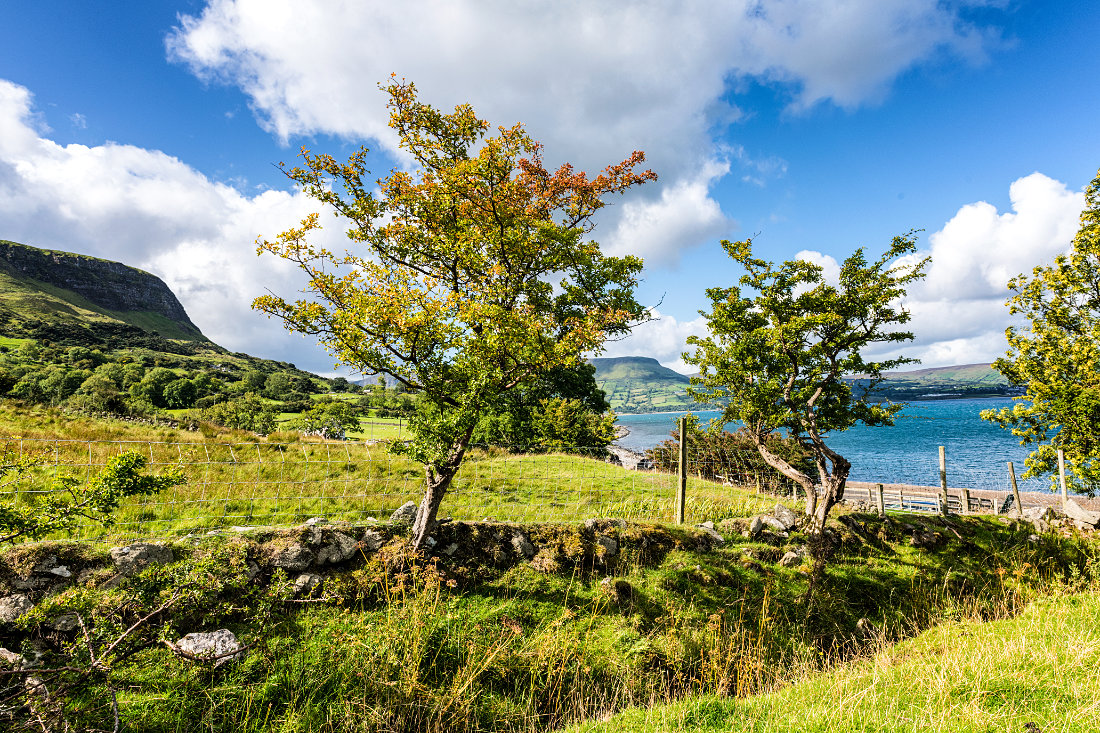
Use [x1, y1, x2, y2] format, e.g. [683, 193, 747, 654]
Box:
[646, 414, 817, 492]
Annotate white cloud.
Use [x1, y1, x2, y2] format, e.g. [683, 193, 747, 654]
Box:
[605, 160, 733, 264]
[795, 250, 841, 285]
[597, 308, 709, 374]
[0, 79, 345, 372]
[811, 173, 1084, 369]
[168, 0, 1000, 264]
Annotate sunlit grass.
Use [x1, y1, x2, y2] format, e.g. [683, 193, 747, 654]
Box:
[571, 591, 1100, 732]
[0, 402, 775, 541]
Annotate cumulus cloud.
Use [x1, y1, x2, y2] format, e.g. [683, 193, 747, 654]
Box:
[809, 173, 1084, 369]
[168, 0, 1000, 263]
[605, 160, 733, 265]
[0, 79, 345, 372]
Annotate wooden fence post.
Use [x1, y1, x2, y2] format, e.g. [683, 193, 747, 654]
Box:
[876, 483, 886, 518]
[939, 446, 949, 516]
[1007, 461, 1023, 518]
[676, 416, 687, 525]
[1058, 449, 1068, 509]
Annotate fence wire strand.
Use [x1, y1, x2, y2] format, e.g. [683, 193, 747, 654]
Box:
[0, 437, 1074, 544]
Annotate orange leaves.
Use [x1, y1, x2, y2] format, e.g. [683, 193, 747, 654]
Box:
[254, 78, 653, 440]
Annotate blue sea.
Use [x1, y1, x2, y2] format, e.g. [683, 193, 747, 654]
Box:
[615, 397, 1054, 493]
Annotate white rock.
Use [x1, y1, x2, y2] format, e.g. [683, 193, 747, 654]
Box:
[173, 629, 245, 667]
[390, 501, 418, 528]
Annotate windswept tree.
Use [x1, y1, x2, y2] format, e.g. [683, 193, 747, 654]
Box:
[254, 79, 654, 548]
[982, 168, 1100, 494]
[684, 235, 928, 533]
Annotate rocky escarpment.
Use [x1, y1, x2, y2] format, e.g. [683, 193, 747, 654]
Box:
[0, 240, 202, 339]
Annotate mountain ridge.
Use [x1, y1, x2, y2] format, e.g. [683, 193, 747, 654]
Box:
[591, 356, 1018, 413]
[0, 239, 205, 344]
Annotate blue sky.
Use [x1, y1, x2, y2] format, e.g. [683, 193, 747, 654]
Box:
[1, 1, 1097, 375]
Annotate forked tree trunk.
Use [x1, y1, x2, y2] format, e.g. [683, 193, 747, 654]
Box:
[749, 436, 817, 516]
[808, 453, 851, 533]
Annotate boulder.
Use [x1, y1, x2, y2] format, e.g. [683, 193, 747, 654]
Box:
[773, 504, 799, 531]
[748, 516, 765, 537]
[170, 629, 245, 667]
[0, 647, 23, 667]
[292, 573, 323, 597]
[778, 551, 801, 568]
[316, 532, 359, 565]
[511, 531, 536, 559]
[759, 515, 788, 533]
[695, 522, 725, 546]
[1063, 499, 1100, 530]
[361, 529, 385, 552]
[0, 594, 33, 623]
[584, 518, 627, 532]
[1023, 505, 1052, 533]
[109, 543, 173, 576]
[270, 543, 314, 572]
[390, 501, 418, 528]
[595, 534, 619, 557]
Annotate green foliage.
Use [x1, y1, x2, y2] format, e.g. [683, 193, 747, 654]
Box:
[253, 79, 654, 545]
[129, 366, 179, 408]
[646, 414, 816, 491]
[291, 396, 362, 438]
[199, 392, 278, 435]
[472, 363, 615, 449]
[0, 450, 184, 544]
[685, 235, 928, 529]
[983, 169, 1100, 494]
[68, 373, 128, 413]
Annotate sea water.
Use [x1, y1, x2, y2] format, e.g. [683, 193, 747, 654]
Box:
[614, 397, 1055, 493]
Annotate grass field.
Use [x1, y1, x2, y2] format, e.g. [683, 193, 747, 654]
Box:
[0, 403, 776, 542]
[4, 402, 1100, 732]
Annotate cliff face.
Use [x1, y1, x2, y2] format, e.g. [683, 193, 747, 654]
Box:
[0, 240, 203, 339]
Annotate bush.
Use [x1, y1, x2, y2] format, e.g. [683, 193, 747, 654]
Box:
[646, 414, 817, 492]
[199, 392, 278, 435]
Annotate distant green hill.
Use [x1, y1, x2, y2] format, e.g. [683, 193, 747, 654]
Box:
[865, 362, 1017, 400]
[590, 356, 694, 413]
[593, 357, 1018, 413]
[0, 239, 206, 346]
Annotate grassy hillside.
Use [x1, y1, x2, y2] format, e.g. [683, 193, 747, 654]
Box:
[591, 356, 694, 413]
[574, 590, 1100, 732]
[863, 362, 1017, 400]
[3, 493, 1095, 732]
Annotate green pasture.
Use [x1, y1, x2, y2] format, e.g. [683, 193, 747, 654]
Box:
[3, 437, 777, 542]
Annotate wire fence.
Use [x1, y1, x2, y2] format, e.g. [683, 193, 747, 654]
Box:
[0, 436, 1078, 544]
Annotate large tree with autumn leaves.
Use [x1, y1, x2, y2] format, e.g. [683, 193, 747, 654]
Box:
[254, 80, 655, 548]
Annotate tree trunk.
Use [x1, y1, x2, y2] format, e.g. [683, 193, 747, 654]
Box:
[809, 454, 851, 533]
[410, 426, 475, 550]
[411, 465, 458, 549]
[749, 434, 817, 514]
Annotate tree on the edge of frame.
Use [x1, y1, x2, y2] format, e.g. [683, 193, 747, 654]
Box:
[253, 79, 655, 548]
[982, 168, 1100, 495]
[683, 234, 928, 534]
